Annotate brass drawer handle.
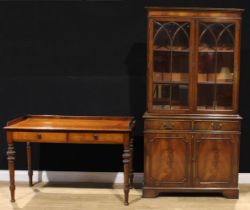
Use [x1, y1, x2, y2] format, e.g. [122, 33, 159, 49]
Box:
[93, 134, 99, 140]
[36, 134, 42, 139]
[162, 122, 174, 130]
[211, 122, 223, 130]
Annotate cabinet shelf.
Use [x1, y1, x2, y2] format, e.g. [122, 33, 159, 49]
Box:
[198, 81, 233, 85]
[153, 81, 189, 84]
[197, 106, 232, 111]
[153, 72, 189, 82]
[154, 46, 234, 53]
[199, 47, 234, 53]
[154, 46, 189, 52]
[152, 105, 188, 110]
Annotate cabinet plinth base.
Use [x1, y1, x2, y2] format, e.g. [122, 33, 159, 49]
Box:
[222, 190, 239, 199]
[142, 187, 239, 199]
[142, 189, 159, 198]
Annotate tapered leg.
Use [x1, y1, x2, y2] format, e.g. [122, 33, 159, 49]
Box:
[7, 143, 16, 202]
[123, 139, 131, 205]
[129, 135, 134, 189]
[27, 142, 33, 186]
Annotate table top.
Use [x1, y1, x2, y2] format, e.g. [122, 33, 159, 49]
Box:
[4, 115, 135, 132]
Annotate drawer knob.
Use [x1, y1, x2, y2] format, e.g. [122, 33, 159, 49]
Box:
[36, 134, 42, 139]
[211, 122, 222, 130]
[93, 134, 99, 140]
[162, 122, 174, 130]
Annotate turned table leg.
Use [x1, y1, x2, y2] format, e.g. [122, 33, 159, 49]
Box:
[27, 142, 33, 186]
[129, 135, 134, 189]
[123, 138, 131, 206]
[7, 143, 16, 202]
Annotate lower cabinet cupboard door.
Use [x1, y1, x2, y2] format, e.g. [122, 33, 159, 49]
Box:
[193, 134, 239, 187]
[144, 133, 192, 187]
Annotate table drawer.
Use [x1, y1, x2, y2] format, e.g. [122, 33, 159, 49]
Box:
[12, 131, 67, 142]
[144, 120, 192, 130]
[193, 121, 240, 131]
[68, 132, 124, 144]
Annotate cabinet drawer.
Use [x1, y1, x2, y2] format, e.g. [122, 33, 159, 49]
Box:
[68, 133, 124, 144]
[12, 131, 67, 143]
[145, 120, 192, 130]
[193, 121, 240, 131]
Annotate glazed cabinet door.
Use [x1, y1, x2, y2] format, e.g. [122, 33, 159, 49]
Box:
[196, 20, 240, 113]
[148, 18, 194, 113]
[144, 133, 192, 187]
[193, 134, 239, 187]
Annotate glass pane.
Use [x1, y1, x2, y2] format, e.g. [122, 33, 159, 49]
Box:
[197, 84, 214, 110]
[152, 21, 190, 110]
[198, 84, 233, 110]
[217, 85, 233, 109]
[172, 52, 189, 82]
[198, 22, 235, 111]
[153, 51, 170, 82]
[153, 84, 188, 110]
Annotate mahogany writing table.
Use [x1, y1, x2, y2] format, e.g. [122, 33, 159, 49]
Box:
[4, 115, 135, 205]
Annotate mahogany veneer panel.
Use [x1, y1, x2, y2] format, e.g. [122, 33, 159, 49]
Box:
[68, 133, 124, 144]
[12, 131, 67, 143]
[144, 120, 192, 130]
[193, 120, 240, 131]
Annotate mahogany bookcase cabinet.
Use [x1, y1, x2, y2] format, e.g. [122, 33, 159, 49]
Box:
[143, 7, 243, 199]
